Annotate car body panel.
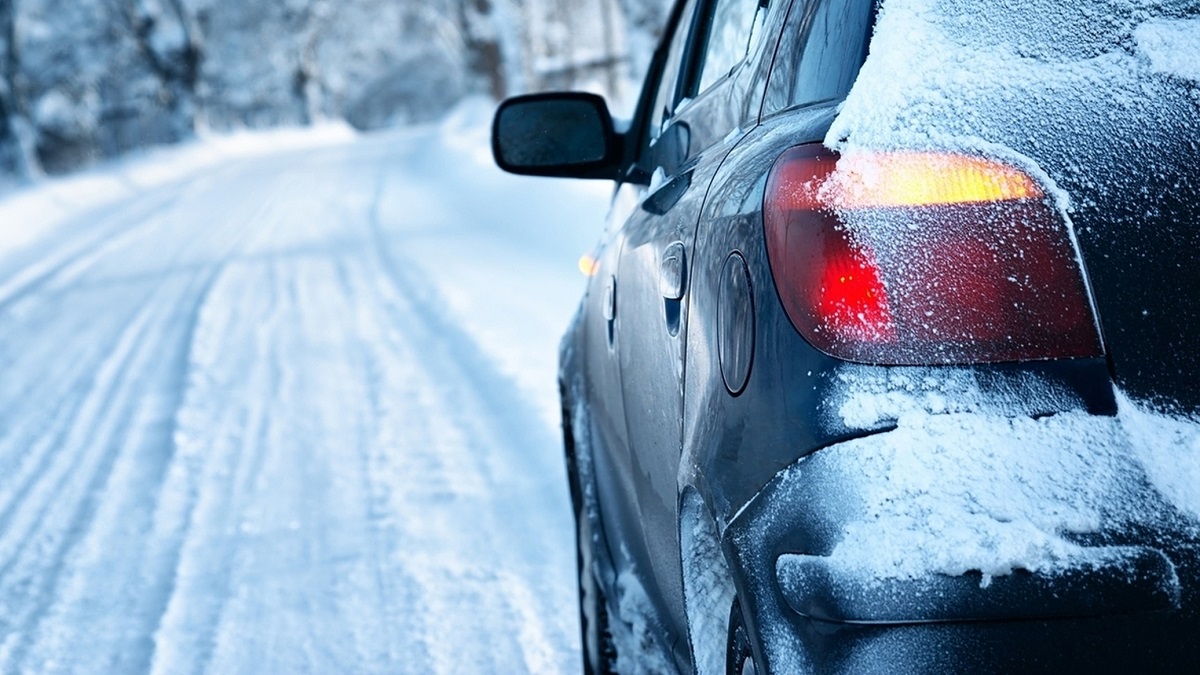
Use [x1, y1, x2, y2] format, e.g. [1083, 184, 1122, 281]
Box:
[614, 0, 790, 647]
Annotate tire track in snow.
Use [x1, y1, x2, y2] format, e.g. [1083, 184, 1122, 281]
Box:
[148, 155, 425, 674]
[356, 149, 578, 674]
[0, 275, 195, 669]
[143, 170, 340, 674]
[0, 187, 182, 314]
[0, 158, 298, 673]
[159, 263, 287, 675]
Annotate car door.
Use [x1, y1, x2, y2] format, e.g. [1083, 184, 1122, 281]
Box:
[615, 0, 772, 642]
[585, 0, 699, 615]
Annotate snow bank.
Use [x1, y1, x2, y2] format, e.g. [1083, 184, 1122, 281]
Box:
[0, 123, 356, 259]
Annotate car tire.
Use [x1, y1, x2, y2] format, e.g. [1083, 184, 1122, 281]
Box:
[564, 393, 617, 675]
[577, 494, 617, 675]
[726, 598, 757, 675]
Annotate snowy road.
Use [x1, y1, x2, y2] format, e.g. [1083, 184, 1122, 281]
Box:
[0, 106, 605, 673]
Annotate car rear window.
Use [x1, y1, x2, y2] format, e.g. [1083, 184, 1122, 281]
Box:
[694, 0, 762, 94]
[827, 0, 1200, 152]
[763, 0, 877, 114]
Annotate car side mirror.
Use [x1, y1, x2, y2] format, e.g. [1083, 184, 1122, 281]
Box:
[492, 92, 623, 180]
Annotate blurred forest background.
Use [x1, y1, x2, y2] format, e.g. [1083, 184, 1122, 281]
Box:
[0, 0, 671, 178]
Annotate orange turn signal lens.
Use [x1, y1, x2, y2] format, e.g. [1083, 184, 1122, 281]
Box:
[774, 151, 1044, 211]
[764, 144, 1102, 365]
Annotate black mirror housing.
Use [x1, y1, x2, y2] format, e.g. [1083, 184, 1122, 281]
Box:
[492, 92, 623, 180]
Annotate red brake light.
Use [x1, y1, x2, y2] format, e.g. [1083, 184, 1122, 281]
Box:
[809, 220, 895, 344]
[764, 144, 1103, 364]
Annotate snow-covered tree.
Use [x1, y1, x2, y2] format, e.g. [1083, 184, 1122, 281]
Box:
[0, 0, 673, 176]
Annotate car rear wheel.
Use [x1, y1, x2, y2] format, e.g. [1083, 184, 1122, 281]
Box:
[727, 598, 757, 675]
[564, 394, 617, 675]
[577, 496, 617, 674]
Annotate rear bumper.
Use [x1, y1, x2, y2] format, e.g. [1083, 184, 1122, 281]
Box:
[773, 611, 1200, 673]
[724, 414, 1200, 673]
[777, 545, 1179, 624]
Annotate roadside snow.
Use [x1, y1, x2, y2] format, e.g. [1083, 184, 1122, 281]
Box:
[0, 123, 356, 257]
[0, 99, 607, 673]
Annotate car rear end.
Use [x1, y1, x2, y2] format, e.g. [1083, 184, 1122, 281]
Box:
[708, 0, 1200, 670]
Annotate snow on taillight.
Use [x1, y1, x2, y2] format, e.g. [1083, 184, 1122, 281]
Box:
[764, 144, 1103, 364]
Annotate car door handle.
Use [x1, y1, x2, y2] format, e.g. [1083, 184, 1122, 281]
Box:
[643, 171, 692, 215]
[604, 274, 617, 321]
[660, 242, 686, 300]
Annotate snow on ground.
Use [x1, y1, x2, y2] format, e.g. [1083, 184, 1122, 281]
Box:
[0, 99, 609, 673]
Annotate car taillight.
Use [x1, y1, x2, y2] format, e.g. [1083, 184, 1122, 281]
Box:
[764, 144, 1103, 364]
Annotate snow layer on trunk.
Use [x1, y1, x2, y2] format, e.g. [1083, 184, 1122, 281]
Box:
[809, 369, 1200, 585]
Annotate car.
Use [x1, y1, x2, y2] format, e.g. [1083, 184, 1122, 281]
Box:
[491, 0, 1200, 672]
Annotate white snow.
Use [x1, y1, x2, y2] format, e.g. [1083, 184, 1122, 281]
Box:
[808, 368, 1200, 587]
[1119, 392, 1200, 521]
[827, 0, 1200, 158]
[0, 123, 357, 254]
[1136, 18, 1200, 83]
[680, 494, 735, 675]
[818, 410, 1130, 584]
[831, 366, 1080, 429]
[611, 567, 675, 675]
[0, 99, 609, 673]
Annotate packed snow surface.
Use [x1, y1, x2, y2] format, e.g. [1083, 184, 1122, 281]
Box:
[0, 100, 608, 673]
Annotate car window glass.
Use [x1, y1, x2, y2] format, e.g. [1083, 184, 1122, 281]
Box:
[695, 0, 760, 95]
[788, 0, 874, 107]
[650, 0, 701, 142]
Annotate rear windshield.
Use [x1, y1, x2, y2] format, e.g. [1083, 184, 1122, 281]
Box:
[766, 0, 877, 112]
[828, 0, 1200, 153]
